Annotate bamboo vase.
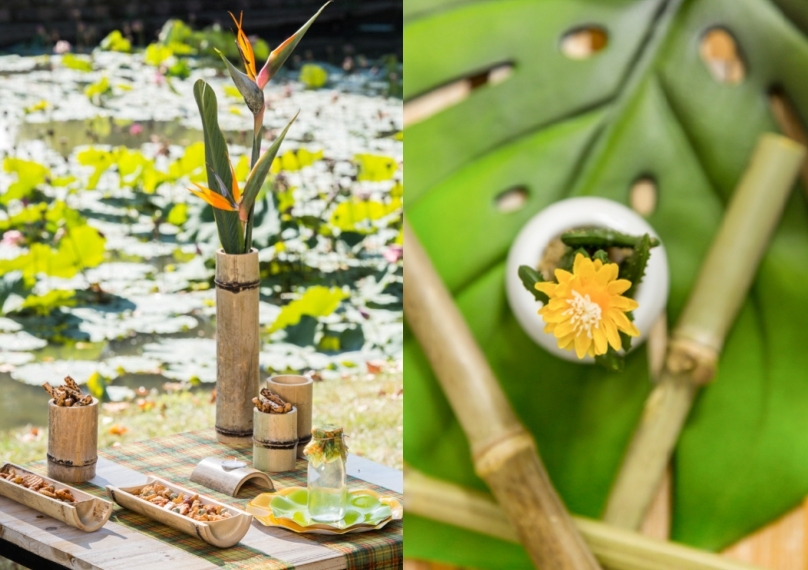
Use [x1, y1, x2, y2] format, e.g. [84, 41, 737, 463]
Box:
[47, 398, 98, 483]
[215, 249, 261, 445]
[253, 407, 298, 472]
[267, 375, 313, 458]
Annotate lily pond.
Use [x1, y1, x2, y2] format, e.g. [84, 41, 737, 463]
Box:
[0, 40, 403, 433]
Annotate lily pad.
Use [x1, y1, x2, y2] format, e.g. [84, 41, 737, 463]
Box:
[0, 332, 47, 352]
[11, 360, 103, 386]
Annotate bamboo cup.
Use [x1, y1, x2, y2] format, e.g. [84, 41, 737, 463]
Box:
[405, 221, 601, 570]
[266, 375, 313, 458]
[405, 468, 761, 570]
[47, 398, 98, 483]
[253, 407, 298, 472]
[603, 134, 806, 529]
[215, 249, 261, 445]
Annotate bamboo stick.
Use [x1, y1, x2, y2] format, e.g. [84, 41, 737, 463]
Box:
[405, 468, 762, 570]
[404, 221, 601, 570]
[603, 134, 806, 529]
[769, 90, 808, 198]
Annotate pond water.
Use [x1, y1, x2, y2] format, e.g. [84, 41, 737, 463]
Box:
[0, 50, 403, 430]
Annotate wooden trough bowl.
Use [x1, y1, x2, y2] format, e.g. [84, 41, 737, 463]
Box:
[106, 475, 253, 548]
[0, 463, 112, 532]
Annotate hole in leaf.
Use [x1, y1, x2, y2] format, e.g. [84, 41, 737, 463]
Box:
[699, 28, 746, 85]
[495, 186, 528, 213]
[404, 63, 514, 126]
[560, 26, 608, 60]
[629, 176, 657, 216]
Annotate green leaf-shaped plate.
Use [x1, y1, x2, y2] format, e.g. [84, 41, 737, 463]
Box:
[247, 487, 402, 532]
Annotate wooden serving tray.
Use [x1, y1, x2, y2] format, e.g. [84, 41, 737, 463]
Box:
[0, 463, 112, 532]
[106, 475, 253, 548]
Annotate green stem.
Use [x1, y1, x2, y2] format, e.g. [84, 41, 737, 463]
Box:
[245, 125, 263, 252]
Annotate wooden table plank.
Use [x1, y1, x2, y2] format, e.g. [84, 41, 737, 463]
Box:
[0, 497, 218, 570]
[0, 452, 403, 569]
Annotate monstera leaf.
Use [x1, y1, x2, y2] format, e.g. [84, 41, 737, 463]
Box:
[404, 0, 808, 566]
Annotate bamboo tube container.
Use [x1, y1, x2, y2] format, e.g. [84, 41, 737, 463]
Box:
[405, 468, 761, 570]
[267, 375, 313, 458]
[405, 221, 601, 570]
[47, 398, 98, 483]
[253, 407, 298, 472]
[603, 134, 806, 529]
[215, 249, 261, 445]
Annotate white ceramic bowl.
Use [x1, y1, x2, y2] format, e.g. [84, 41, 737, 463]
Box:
[505, 197, 669, 363]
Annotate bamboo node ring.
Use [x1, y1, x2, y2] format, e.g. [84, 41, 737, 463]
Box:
[215, 426, 253, 438]
[473, 429, 536, 477]
[214, 279, 261, 293]
[665, 336, 718, 385]
[46, 454, 98, 468]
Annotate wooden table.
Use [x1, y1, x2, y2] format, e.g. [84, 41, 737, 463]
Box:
[0, 430, 403, 569]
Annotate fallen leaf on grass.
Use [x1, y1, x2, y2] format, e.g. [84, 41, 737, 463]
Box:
[16, 427, 41, 443]
[108, 424, 129, 436]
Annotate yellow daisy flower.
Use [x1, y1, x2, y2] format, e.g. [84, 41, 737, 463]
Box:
[535, 253, 640, 359]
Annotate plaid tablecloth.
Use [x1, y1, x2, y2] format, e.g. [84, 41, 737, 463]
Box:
[33, 429, 402, 569]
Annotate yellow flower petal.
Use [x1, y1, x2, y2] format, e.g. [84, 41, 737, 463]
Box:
[608, 308, 640, 336]
[596, 262, 619, 285]
[610, 295, 639, 311]
[572, 253, 590, 277]
[603, 318, 622, 351]
[534, 252, 641, 358]
[574, 333, 591, 359]
[535, 281, 556, 295]
[555, 269, 574, 284]
[593, 327, 608, 355]
[607, 279, 631, 295]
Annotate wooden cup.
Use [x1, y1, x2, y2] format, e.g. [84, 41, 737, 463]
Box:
[253, 407, 298, 472]
[215, 249, 261, 445]
[47, 398, 98, 483]
[266, 375, 313, 458]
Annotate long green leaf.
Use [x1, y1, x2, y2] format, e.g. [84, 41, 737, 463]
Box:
[192, 79, 244, 254]
[240, 111, 299, 218]
[258, 2, 331, 86]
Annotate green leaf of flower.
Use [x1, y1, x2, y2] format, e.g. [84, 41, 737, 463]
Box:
[192, 79, 244, 254]
[239, 111, 299, 219]
[216, 49, 265, 116]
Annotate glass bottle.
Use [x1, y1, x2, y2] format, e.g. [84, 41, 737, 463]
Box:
[304, 425, 348, 523]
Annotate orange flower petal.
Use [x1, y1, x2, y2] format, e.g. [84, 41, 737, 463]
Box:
[229, 11, 257, 80]
[188, 185, 237, 211]
[228, 159, 241, 203]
